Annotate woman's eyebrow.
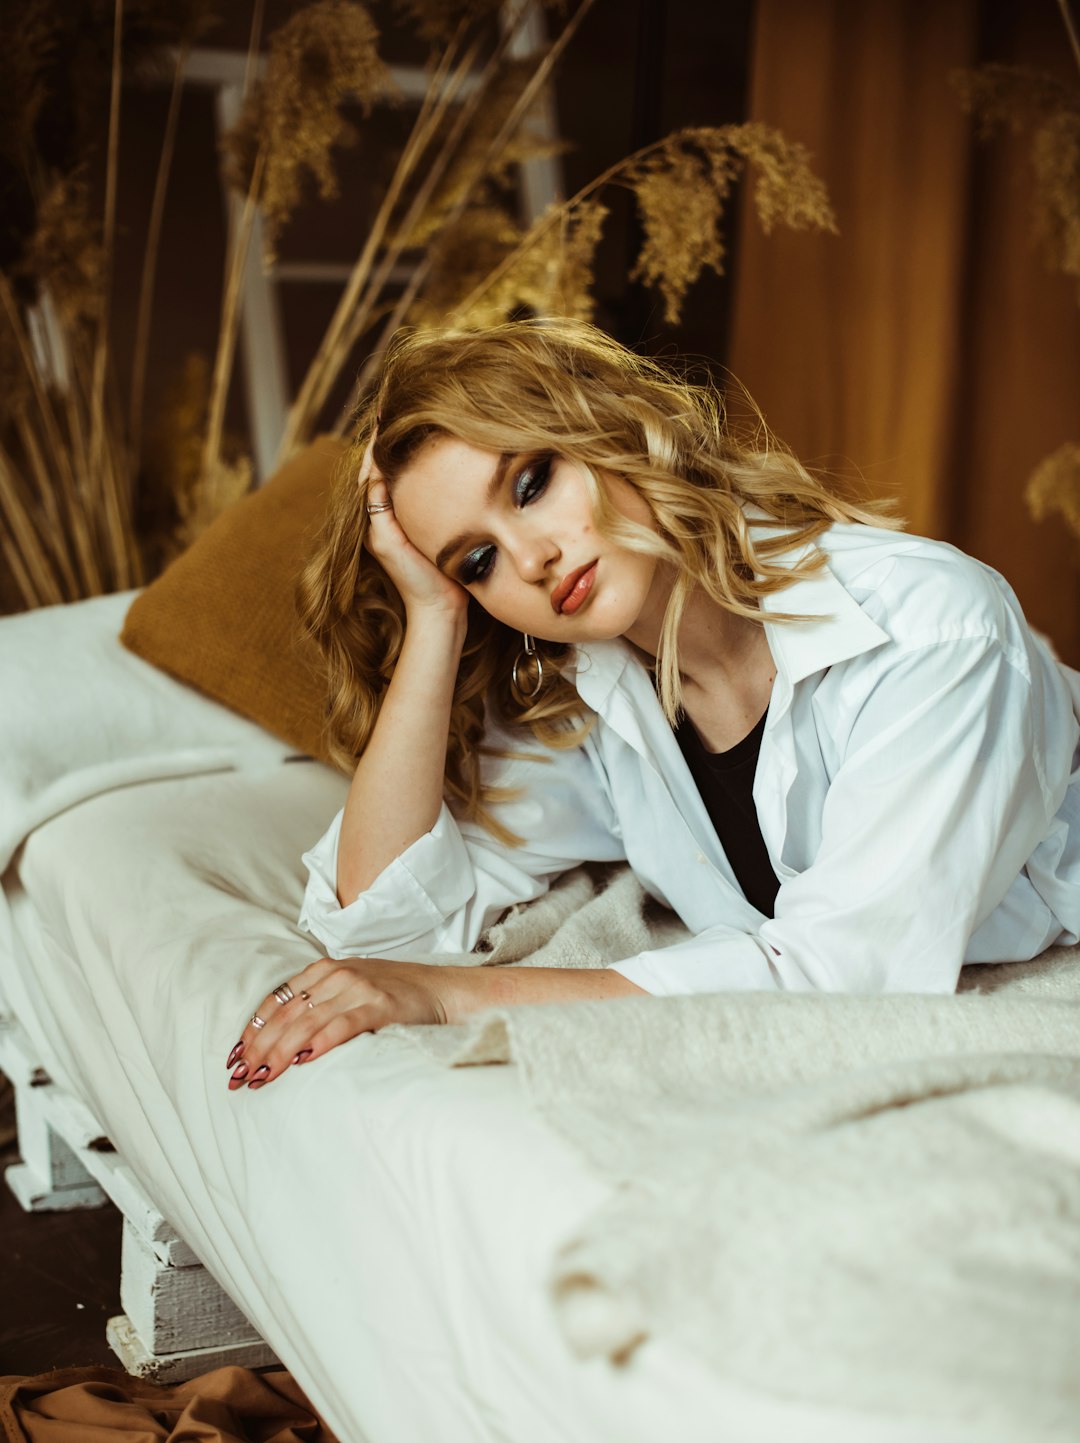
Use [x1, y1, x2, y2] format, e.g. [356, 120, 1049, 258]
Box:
[435, 451, 516, 572]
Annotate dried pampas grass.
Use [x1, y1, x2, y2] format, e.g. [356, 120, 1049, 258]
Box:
[1026, 442, 1080, 544]
[422, 197, 608, 326]
[1, 0, 846, 614]
[450, 123, 837, 329]
[955, 45, 1080, 542]
[0, 6, 58, 167]
[393, 0, 505, 45]
[292, 0, 598, 442]
[1032, 107, 1080, 291]
[954, 63, 1080, 293]
[630, 125, 837, 324]
[223, 0, 392, 260]
[21, 172, 107, 329]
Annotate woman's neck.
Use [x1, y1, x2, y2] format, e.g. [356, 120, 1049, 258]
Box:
[622, 570, 762, 685]
[622, 575, 776, 748]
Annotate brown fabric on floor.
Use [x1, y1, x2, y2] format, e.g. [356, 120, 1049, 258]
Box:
[0, 1366, 339, 1443]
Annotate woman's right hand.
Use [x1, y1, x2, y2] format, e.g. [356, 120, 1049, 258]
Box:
[362, 465, 469, 624]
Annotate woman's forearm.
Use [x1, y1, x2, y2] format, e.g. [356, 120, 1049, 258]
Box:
[336, 609, 468, 903]
[441, 963, 647, 1020]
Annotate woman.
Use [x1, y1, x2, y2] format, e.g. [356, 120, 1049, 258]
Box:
[226, 319, 1080, 1092]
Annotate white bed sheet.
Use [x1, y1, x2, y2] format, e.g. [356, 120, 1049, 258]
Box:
[0, 764, 1019, 1443]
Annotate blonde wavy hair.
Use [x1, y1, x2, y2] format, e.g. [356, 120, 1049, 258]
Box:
[298, 318, 897, 839]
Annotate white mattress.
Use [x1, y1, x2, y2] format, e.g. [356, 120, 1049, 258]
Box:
[1, 764, 1013, 1443]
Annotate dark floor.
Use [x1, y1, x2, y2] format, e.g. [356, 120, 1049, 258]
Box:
[0, 1118, 122, 1377]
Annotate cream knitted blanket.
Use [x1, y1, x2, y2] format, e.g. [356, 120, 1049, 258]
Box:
[395, 867, 1080, 1440]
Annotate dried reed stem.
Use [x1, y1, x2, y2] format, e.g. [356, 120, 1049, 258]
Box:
[275, 22, 475, 460]
[80, 0, 141, 591]
[0, 445, 64, 607]
[89, 0, 123, 493]
[1058, 0, 1080, 80]
[60, 352, 107, 592]
[201, 148, 266, 484]
[0, 524, 41, 611]
[347, 0, 597, 409]
[129, 37, 190, 475]
[99, 409, 137, 588]
[201, 0, 266, 486]
[15, 411, 80, 598]
[0, 275, 103, 592]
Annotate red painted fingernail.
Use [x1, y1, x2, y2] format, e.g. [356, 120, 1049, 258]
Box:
[226, 1042, 245, 1069]
[248, 1065, 270, 1087]
[229, 1062, 249, 1083]
[248, 1079, 267, 1090]
[292, 1050, 313, 1065]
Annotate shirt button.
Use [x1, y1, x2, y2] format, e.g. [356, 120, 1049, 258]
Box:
[696, 852, 706, 864]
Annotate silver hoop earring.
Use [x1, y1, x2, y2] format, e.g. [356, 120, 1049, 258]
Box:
[512, 633, 544, 699]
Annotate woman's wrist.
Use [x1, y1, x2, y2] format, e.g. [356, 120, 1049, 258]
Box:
[402, 603, 469, 661]
[438, 964, 647, 1023]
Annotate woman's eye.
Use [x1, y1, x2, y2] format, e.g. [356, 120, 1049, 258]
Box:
[456, 457, 553, 585]
[459, 544, 495, 585]
[514, 455, 552, 507]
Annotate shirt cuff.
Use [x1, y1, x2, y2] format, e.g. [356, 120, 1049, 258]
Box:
[608, 930, 780, 996]
[298, 803, 474, 956]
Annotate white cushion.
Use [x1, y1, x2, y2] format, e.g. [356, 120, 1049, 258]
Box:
[0, 591, 301, 870]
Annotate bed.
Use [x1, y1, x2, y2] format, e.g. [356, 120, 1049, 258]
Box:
[1, 591, 1077, 1443]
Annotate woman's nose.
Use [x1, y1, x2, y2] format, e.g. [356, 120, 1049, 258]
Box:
[511, 532, 559, 583]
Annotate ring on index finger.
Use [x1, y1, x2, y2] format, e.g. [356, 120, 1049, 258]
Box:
[366, 501, 393, 514]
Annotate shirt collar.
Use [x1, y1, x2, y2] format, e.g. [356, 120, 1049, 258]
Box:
[757, 535, 890, 685]
[567, 636, 639, 712]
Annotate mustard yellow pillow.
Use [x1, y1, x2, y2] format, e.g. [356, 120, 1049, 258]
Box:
[121, 436, 350, 764]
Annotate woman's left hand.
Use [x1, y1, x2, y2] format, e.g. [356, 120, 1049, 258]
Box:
[226, 957, 459, 1092]
[227, 957, 646, 1093]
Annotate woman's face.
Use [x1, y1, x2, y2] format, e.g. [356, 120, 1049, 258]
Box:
[389, 436, 664, 644]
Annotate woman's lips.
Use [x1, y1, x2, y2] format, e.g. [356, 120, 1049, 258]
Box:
[553, 561, 598, 615]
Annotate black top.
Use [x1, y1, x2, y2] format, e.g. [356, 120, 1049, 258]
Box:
[673, 709, 780, 919]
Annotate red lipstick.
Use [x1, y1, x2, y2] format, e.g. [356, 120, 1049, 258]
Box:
[552, 561, 597, 615]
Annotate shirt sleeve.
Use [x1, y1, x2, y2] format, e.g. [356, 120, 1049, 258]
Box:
[610, 633, 1062, 996]
[298, 724, 626, 959]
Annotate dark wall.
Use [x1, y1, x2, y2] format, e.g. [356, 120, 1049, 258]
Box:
[552, 0, 754, 365]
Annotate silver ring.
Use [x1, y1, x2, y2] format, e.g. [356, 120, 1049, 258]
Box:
[307, 1000, 316, 1010]
[273, 983, 295, 1006]
[366, 502, 393, 514]
[251, 1013, 266, 1029]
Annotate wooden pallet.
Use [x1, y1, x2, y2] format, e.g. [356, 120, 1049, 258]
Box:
[0, 1014, 277, 1381]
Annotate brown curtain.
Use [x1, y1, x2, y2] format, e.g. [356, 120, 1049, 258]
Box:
[728, 0, 1080, 663]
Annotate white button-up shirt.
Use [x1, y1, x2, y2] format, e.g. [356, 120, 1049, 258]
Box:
[299, 523, 1080, 995]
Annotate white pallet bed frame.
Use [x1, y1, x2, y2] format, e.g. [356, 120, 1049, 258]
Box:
[0, 1010, 276, 1379]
